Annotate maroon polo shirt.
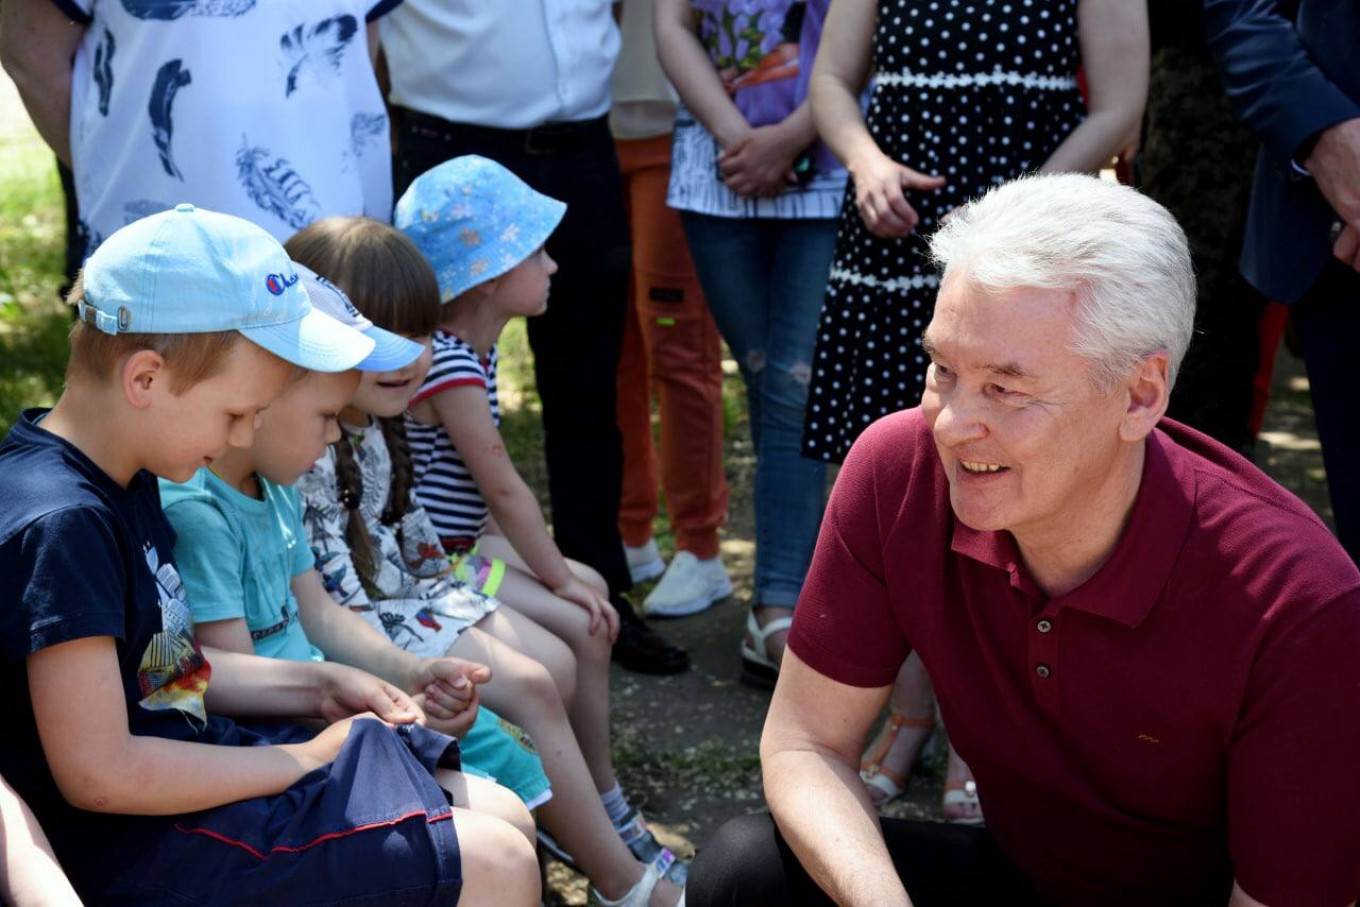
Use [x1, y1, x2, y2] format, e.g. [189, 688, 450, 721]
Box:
[789, 409, 1360, 907]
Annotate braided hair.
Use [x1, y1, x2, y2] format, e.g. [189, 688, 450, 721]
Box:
[285, 217, 442, 593]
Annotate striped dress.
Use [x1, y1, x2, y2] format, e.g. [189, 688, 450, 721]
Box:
[407, 329, 500, 550]
[800, 0, 1085, 463]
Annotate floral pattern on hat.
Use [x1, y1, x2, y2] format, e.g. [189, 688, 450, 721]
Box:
[394, 155, 567, 301]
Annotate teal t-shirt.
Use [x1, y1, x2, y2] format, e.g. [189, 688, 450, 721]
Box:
[160, 469, 323, 663]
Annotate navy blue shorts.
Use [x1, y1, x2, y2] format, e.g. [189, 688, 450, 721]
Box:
[101, 719, 463, 905]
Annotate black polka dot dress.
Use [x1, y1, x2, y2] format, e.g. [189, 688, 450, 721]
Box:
[802, 0, 1085, 463]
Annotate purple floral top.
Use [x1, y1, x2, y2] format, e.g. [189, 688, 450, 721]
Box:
[669, 0, 847, 219]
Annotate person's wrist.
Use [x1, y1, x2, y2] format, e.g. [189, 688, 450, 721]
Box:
[845, 146, 887, 181]
[1304, 117, 1360, 176]
[772, 116, 814, 153]
[714, 118, 752, 151]
[312, 661, 346, 716]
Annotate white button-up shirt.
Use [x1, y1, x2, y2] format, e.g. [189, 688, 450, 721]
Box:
[382, 0, 620, 129]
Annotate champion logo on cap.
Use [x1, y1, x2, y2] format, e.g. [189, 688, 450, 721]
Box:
[265, 271, 299, 296]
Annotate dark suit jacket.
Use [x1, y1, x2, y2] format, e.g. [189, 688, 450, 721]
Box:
[1205, 0, 1360, 303]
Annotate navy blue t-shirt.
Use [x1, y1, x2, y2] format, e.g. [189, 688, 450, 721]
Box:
[0, 409, 246, 894]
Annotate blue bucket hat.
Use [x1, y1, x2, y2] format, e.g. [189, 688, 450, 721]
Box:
[292, 263, 425, 372]
[394, 155, 566, 302]
[79, 204, 374, 373]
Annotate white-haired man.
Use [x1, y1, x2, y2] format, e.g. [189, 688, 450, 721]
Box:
[686, 174, 1360, 907]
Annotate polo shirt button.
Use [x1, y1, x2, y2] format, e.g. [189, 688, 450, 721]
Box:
[1036, 619, 1053, 633]
[1035, 663, 1052, 679]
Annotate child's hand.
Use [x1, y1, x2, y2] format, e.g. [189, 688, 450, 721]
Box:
[414, 689, 481, 739]
[554, 577, 620, 641]
[318, 662, 425, 727]
[408, 657, 491, 720]
[294, 711, 379, 772]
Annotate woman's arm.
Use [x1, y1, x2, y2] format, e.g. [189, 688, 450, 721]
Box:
[0, 773, 81, 907]
[1040, 0, 1149, 173]
[810, 0, 944, 236]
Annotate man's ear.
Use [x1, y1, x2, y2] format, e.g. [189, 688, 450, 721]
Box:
[120, 349, 168, 409]
[1119, 351, 1170, 443]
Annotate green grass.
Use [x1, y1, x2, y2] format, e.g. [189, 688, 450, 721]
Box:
[0, 138, 69, 435]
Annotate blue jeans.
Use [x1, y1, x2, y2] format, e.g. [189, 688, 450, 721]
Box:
[681, 213, 837, 608]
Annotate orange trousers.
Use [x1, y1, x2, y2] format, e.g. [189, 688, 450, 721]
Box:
[615, 135, 728, 559]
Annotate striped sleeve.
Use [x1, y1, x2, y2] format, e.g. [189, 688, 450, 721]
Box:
[410, 331, 488, 405]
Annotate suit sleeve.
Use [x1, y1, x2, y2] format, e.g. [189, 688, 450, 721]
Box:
[1204, 0, 1360, 163]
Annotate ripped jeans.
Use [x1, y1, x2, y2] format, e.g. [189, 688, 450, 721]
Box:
[680, 213, 838, 608]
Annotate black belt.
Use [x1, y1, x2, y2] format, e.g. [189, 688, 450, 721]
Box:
[396, 106, 608, 156]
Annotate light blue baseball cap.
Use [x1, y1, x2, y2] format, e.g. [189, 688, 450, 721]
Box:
[394, 155, 566, 302]
[292, 263, 425, 372]
[78, 203, 374, 373]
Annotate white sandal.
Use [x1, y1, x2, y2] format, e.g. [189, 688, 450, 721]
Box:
[740, 610, 792, 689]
[587, 852, 677, 906]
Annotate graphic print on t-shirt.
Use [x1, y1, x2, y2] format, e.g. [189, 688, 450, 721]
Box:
[135, 542, 210, 724]
[280, 15, 360, 97]
[121, 0, 257, 20]
[149, 59, 192, 180]
[236, 139, 322, 230]
[696, 1, 805, 120]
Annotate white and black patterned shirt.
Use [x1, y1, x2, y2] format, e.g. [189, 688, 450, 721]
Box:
[55, 0, 400, 257]
[406, 329, 498, 549]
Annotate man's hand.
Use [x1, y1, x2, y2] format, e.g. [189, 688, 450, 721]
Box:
[317, 662, 424, 726]
[407, 656, 490, 737]
[719, 124, 803, 198]
[1304, 117, 1360, 271]
[846, 150, 946, 238]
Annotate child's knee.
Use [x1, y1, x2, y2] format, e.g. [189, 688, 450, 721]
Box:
[537, 637, 578, 708]
[507, 651, 569, 716]
[567, 558, 608, 597]
[455, 810, 540, 906]
[463, 774, 536, 846]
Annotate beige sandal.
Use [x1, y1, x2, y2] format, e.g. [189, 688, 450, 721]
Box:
[859, 712, 937, 805]
[943, 778, 985, 826]
[739, 609, 791, 689]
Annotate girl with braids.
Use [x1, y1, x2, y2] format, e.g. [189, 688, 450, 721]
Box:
[287, 217, 688, 907]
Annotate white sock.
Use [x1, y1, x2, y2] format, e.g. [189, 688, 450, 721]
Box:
[601, 782, 630, 827]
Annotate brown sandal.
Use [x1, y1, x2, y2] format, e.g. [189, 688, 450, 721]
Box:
[859, 712, 937, 805]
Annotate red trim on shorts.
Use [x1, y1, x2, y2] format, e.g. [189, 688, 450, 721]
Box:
[409, 377, 486, 405]
[172, 810, 453, 860]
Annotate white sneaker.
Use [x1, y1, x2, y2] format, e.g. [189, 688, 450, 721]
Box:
[624, 538, 666, 584]
[643, 551, 732, 617]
